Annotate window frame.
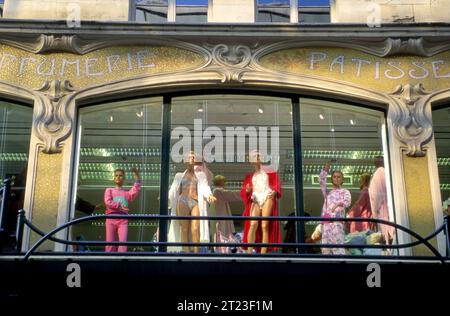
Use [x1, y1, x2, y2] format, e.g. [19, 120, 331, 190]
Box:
[74, 89, 391, 254]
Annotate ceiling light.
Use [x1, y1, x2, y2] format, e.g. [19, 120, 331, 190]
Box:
[108, 115, 114, 122]
[330, 128, 335, 132]
[197, 106, 204, 113]
[136, 111, 144, 118]
[350, 119, 355, 125]
[319, 113, 324, 120]
[258, 106, 264, 114]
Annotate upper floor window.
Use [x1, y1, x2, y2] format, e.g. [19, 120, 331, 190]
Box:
[134, 0, 332, 24]
[298, 0, 330, 23]
[176, 0, 208, 23]
[257, 0, 290, 23]
[135, 0, 169, 23]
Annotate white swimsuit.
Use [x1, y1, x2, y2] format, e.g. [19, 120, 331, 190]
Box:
[251, 170, 273, 208]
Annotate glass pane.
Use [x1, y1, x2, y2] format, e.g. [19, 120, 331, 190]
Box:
[74, 97, 163, 252]
[176, 4, 207, 23]
[168, 95, 294, 254]
[0, 102, 32, 251]
[135, 0, 168, 23]
[300, 12, 330, 23]
[298, 0, 330, 6]
[177, 0, 208, 5]
[298, 0, 330, 23]
[433, 107, 450, 216]
[257, 0, 290, 23]
[258, 0, 290, 4]
[300, 98, 394, 255]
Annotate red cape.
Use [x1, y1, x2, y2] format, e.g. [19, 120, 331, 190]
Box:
[240, 169, 282, 252]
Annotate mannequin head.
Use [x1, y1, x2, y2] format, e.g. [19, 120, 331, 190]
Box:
[374, 156, 384, 168]
[184, 151, 200, 170]
[213, 175, 226, 188]
[331, 170, 344, 188]
[249, 149, 262, 167]
[359, 173, 371, 189]
[113, 168, 125, 187]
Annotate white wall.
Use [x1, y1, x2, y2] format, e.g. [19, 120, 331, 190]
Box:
[331, 0, 450, 24]
[3, 0, 133, 21]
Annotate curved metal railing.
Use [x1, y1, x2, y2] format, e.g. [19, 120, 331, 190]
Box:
[14, 210, 450, 263]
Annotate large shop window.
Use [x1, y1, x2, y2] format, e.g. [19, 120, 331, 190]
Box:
[433, 106, 450, 217]
[74, 97, 163, 252]
[168, 95, 294, 253]
[0, 101, 32, 249]
[73, 94, 394, 256]
[300, 98, 394, 255]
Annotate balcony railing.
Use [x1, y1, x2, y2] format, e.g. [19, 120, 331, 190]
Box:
[13, 209, 450, 263]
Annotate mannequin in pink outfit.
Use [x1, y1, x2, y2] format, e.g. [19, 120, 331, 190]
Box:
[369, 156, 394, 245]
[104, 167, 141, 252]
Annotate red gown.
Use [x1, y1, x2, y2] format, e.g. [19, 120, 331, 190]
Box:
[240, 169, 282, 252]
[347, 187, 374, 233]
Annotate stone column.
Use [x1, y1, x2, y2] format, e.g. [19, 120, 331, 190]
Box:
[208, 0, 256, 23]
[388, 83, 445, 256]
[22, 80, 76, 252]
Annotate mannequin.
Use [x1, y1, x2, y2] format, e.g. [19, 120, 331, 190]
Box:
[212, 175, 242, 253]
[104, 167, 141, 252]
[319, 162, 351, 255]
[168, 151, 216, 253]
[369, 156, 394, 244]
[347, 173, 374, 233]
[240, 150, 281, 254]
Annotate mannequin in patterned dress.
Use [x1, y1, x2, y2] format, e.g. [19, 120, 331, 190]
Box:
[319, 162, 351, 255]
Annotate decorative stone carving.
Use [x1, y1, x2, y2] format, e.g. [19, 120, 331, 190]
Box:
[382, 38, 427, 57]
[202, 43, 254, 82]
[34, 80, 76, 153]
[389, 84, 434, 157]
[35, 35, 83, 54]
[211, 44, 252, 68]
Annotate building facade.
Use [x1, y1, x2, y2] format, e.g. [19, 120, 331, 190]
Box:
[0, 0, 449, 262]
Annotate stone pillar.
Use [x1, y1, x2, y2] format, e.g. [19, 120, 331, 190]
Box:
[208, 0, 256, 23]
[21, 80, 76, 251]
[388, 84, 445, 256]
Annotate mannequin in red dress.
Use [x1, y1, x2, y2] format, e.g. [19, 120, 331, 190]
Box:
[240, 151, 281, 253]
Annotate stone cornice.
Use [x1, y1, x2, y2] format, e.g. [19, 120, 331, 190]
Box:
[0, 21, 450, 56]
[1, 33, 450, 59]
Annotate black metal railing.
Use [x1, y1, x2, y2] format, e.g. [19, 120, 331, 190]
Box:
[13, 210, 450, 263]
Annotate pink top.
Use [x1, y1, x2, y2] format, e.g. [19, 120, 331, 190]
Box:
[104, 181, 141, 214]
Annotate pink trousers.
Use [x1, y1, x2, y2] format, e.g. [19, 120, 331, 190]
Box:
[105, 218, 128, 252]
